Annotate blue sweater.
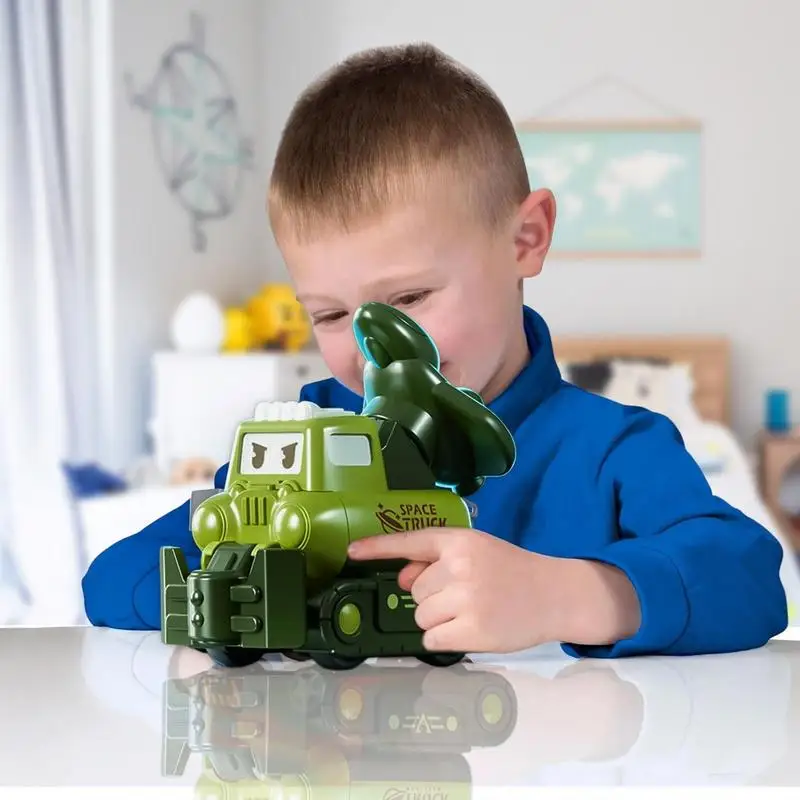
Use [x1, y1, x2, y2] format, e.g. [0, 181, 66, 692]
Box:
[82, 306, 788, 657]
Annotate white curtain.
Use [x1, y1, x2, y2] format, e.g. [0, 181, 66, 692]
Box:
[0, 0, 98, 625]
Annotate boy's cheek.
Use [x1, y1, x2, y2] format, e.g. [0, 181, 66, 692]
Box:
[430, 323, 480, 367]
[316, 333, 362, 390]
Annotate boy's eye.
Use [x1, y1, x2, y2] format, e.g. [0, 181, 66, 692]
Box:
[310, 292, 430, 326]
[311, 310, 348, 326]
[392, 290, 430, 307]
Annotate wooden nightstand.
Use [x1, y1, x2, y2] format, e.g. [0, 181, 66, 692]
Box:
[758, 429, 800, 551]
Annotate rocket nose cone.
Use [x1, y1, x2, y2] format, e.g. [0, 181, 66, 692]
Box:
[354, 301, 412, 336]
[353, 302, 439, 368]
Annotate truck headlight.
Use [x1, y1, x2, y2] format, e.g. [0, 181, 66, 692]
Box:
[192, 504, 226, 550]
[271, 504, 309, 550]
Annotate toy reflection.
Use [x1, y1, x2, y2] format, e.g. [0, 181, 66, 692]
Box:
[161, 658, 517, 797]
[71, 630, 800, 787]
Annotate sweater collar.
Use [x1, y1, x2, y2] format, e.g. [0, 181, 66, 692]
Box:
[485, 304, 563, 432]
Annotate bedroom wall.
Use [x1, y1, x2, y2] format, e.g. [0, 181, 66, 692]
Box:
[95, 0, 274, 470]
[261, 0, 799, 446]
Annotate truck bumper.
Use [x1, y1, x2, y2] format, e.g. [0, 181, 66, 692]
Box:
[160, 544, 306, 651]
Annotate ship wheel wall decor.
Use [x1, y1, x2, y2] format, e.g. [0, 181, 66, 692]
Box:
[124, 13, 254, 252]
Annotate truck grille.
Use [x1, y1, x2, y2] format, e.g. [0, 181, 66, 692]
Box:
[239, 494, 271, 527]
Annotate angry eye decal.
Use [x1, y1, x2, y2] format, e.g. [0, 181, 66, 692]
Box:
[240, 433, 303, 475]
[281, 443, 298, 469]
[251, 443, 267, 469]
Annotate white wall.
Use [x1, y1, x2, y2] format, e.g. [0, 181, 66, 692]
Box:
[96, 0, 274, 471]
[260, 1, 342, 273]
[262, 0, 799, 445]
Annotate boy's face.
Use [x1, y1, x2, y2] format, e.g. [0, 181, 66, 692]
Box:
[276, 189, 554, 401]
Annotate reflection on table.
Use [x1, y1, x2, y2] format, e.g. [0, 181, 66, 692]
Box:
[1, 627, 799, 787]
[162, 658, 517, 798]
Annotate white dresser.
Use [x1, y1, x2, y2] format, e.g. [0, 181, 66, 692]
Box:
[77, 350, 331, 566]
[147, 350, 331, 475]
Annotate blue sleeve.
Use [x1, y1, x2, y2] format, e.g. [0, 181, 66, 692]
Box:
[562, 410, 788, 658]
[81, 464, 229, 630]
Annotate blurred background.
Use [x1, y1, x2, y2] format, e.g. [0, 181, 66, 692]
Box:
[2, 0, 800, 628]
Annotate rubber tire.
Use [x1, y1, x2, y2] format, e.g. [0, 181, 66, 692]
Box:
[310, 652, 365, 670]
[207, 647, 267, 668]
[283, 651, 312, 662]
[417, 652, 465, 667]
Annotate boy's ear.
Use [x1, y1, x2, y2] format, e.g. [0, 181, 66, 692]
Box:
[512, 188, 556, 279]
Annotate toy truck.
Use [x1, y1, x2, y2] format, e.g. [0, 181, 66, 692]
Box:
[160, 301, 516, 669]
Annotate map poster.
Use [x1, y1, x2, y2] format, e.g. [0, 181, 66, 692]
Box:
[516, 120, 702, 259]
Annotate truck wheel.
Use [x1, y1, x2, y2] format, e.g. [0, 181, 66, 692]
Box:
[207, 647, 266, 668]
[283, 651, 311, 662]
[311, 652, 365, 670]
[417, 652, 464, 667]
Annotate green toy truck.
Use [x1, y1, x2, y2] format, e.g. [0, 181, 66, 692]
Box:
[160, 302, 516, 669]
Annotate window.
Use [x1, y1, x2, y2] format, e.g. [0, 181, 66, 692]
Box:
[328, 434, 372, 466]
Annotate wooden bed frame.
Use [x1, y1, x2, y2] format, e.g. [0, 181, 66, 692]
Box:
[552, 335, 731, 426]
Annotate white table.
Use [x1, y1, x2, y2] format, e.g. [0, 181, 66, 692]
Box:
[2, 626, 800, 792]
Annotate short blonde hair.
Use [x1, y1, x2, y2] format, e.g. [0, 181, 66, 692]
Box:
[268, 43, 530, 241]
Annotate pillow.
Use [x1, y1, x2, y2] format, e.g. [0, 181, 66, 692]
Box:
[560, 357, 702, 430]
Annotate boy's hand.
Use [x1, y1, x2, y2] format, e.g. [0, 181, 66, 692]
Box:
[347, 528, 641, 653]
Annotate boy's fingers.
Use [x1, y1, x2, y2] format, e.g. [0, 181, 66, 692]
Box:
[423, 616, 472, 653]
[348, 529, 446, 561]
[397, 561, 427, 590]
[408, 558, 451, 604]
[414, 586, 457, 631]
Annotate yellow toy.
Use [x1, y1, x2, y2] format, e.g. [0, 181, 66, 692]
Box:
[246, 283, 311, 352]
[221, 308, 253, 352]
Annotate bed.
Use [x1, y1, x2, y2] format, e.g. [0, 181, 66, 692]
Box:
[553, 333, 800, 623]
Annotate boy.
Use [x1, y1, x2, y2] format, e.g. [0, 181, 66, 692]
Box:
[83, 43, 787, 657]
